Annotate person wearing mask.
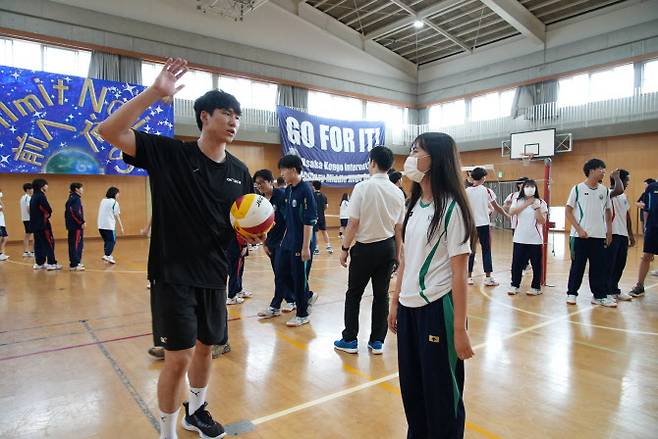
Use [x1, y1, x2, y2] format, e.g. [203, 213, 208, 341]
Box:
[30, 178, 60, 270]
[20, 183, 34, 257]
[65, 182, 86, 271]
[389, 132, 475, 438]
[507, 180, 548, 295]
[98, 187, 124, 264]
[333, 146, 405, 355]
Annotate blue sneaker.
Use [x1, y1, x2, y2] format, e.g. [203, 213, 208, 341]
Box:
[368, 341, 383, 355]
[334, 339, 358, 354]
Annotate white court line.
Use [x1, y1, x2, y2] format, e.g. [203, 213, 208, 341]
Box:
[250, 305, 594, 426]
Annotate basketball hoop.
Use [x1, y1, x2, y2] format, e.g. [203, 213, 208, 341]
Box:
[521, 153, 536, 167]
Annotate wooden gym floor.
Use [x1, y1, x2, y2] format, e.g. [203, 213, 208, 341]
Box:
[0, 229, 657, 439]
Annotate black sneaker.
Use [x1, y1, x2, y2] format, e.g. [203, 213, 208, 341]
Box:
[182, 401, 226, 438]
[628, 284, 645, 298]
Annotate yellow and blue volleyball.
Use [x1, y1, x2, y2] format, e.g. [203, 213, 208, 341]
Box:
[230, 193, 275, 239]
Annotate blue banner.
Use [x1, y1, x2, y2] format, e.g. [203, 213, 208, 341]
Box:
[276, 106, 385, 187]
[0, 65, 174, 176]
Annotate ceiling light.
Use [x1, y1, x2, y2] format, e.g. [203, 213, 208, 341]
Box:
[413, 20, 424, 29]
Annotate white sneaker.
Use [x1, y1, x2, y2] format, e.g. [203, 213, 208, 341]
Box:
[326, 246, 333, 255]
[286, 316, 310, 327]
[483, 277, 499, 287]
[526, 288, 542, 296]
[566, 294, 577, 305]
[651, 269, 658, 277]
[22, 251, 31, 258]
[46, 264, 62, 271]
[616, 292, 632, 301]
[467, 277, 474, 285]
[237, 290, 253, 299]
[507, 286, 520, 295]
[307, 291, 319, 314]
[282, 302, 296, 313]
[102, 255, 116, 264]
[70, 265, 85, 271]
[257, 307, 281, 319]
[33, 263, 46, 270]
[0, 254, 9, 261]
[226, 296, 244, 305]
[591, 297, 617, 308]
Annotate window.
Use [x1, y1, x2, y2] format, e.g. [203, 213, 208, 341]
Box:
[558, 64, 634, 106]
[218, 75, 277, 111]
[365, 101, 406, 132]
[429, 99, 465, 128]
[176, 69, 213, 101]
[470, 89, 516, 121]
[0, 37, 91, 77]
[141, 62, 163, 88]
[308, 91, 363, 120]
[642, 59, 658, 94]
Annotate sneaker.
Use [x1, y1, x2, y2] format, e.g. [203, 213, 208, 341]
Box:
[0, 254, 8, 261]
[282, 302, 296, 313]
[147, 346, 164, 360]
[28, 251, 35, 257]
[257, 307, 281, 319]
[651, 269, 658, 277]
[591, 297, 618, 308]
[367, 341, 384, 355]
[326, 246, 333, 255]
[483, 277, 499, 287]
[226, 296, 244, 305]
[313, 248, 320, 256]
[307, 291, 319, 315]
[211, 343, 231, 359]
[237, 290, 253, 299]
[102, 255, 116, 264]
[182, 401, 226, 439]
[507, 286, 520, 295]
[146, 283, 151, 289]
[33, 264, 46, 270]
[615, 292, 633, 301]
[286, 316, 310, 327]
[46, 264, 62, 271]
[333, 339, 358, 354]
[566, 294, 577, 305]
[22, 251, 31, 258]
[70, 265, 85, 271]
[526, 288, 542, 296]
[467, 277, 474, 285]
[628, 285, 645, 298]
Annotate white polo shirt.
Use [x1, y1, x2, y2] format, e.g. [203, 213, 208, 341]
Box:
[466, 184, 496, 227]
[98, 198, 120, 230]
[400, 198, 471, 308]
[339, 200, 350, 219]
[348, 173, 405, 244]
[566, 182, 611, 239]
[511, 198, 548, 245]
[0, 203, 5, 228]
[610, 192, 629, 237]
[20, 194, 31, 221]
[505, 191, 521, 229]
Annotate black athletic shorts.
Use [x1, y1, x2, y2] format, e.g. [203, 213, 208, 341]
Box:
[644, 227, 658, 255]
[340, 219, 348, 228]
[316, 216, 327, 231]
[150, 281, 228, 351]
[23, 221, 32, 234]
[0, 226, 7, 237]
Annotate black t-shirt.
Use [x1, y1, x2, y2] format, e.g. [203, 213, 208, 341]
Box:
[123, 131, 252, 288]
[313, 191, 327, 219]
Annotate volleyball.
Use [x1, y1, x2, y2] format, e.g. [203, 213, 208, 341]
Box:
[230, 193, 275, 239]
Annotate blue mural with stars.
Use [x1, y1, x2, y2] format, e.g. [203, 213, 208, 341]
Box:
[0, 65, 174, 176]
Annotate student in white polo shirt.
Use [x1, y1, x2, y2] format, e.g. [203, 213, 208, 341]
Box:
[565, 159, 622, 307]
[503, 177, 528, 230]
[388, 132, 475, 438]
[606, 169, 635, 302]
[20, 182, 34, 257]
[466, 167, 508, 286]
[334, 146, 405, 355]
[98, 186, 125, 264]
[507, 180, 548, 296]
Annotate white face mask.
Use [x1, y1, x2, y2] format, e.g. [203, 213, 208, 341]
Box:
[404, 155, 428, 183]
[523, 186, 536, 197]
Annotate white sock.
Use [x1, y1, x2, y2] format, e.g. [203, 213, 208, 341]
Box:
[159, 409, 178, 439]
[189, 386, 207, 413]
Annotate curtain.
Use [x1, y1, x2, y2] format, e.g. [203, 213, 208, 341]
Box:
[88, 51, 142, 84]
[277, 84, 308, 111]
[511, 79, 558, 119]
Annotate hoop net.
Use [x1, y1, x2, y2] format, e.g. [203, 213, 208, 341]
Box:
[521, 153, 536, 167]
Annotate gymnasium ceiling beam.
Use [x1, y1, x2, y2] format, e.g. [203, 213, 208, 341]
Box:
[479, 0, 545, 44]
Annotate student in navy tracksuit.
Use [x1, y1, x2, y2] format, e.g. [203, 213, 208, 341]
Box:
[276, 155, 318, 327]
[30, 178, 60, 270]
[65, 182, 85, 270]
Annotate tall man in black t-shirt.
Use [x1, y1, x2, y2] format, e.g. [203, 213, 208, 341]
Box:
[98, 58, 261, 439]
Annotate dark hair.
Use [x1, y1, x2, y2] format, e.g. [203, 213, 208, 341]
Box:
[70, 182, 83, 192]
[23, 183, 33, 191]
[106, 186, 120, 198]
[193, 90, 242, 131]
[389, 171, 403, 185]
[341, 193, 349, 202]
[32, 178, 48, 192]
[583, 158, 606, 177]
[312, 181, 322, 191]
[369, 146, 394, 171]
[644, 178, 655, 185]
[517, 179, 542, 200]
[470, 167, 488, 181]
[610, 169, 630, 187]
[253, 169, 274, 183]
[403, 133, 475, 245]
[278, 154, 302, 174]
[516, 177, 529, 188]
[276, 176, 286, 187]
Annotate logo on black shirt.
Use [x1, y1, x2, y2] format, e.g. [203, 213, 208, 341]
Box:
[226, 177, 242, 185]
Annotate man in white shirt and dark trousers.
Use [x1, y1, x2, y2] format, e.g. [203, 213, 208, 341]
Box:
[606, 169, 635, 302]
[334, 146, 405, 355]
[565, 159, 622, 307]
[466, 167, 508, 286]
